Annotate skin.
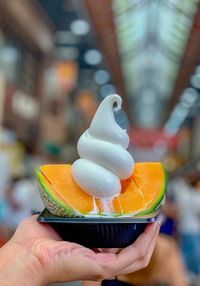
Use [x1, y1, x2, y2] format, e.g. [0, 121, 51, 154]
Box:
[84, 235, 188, 286]
[0, 216, 160, 286]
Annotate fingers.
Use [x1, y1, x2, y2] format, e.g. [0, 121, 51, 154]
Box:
[97, 248, 121, 254]
[15, 216, 160, 283]
[113, 222, 159, 270]
[35, 241, 103, 283]
[117, 222, 160, 275]
[95, 222, 160, 279]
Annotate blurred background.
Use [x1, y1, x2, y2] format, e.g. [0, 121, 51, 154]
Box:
[1, 0, 200, 285]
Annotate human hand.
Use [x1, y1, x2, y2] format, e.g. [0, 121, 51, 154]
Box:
[0, 216, 160, 286]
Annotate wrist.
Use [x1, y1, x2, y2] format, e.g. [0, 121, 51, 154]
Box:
[0, 241, 44, 286]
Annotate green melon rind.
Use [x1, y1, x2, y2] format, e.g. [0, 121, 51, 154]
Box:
[36, 170, 120, 217]
[36, 170, 83, 217]
[36, 164, 166, 218]
[136, 165, 166, 216]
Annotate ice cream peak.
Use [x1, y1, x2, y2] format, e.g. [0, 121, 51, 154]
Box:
[71, 94, 134, 199]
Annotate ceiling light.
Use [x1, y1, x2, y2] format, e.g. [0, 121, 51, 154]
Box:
[191, 74, 200, 89]
[93, 70, 110, 85]
[181, 87, 198, 104]
[164, 103, 190, 135]
[1, 47, 19, 62]
[164, 120, 181, 135]
[172, 104, 189, 119]
[195, 65, 200, 74]
[84, 50, 102, 65]
[100, 84, 116, 97]
[70, 20, 90, 36]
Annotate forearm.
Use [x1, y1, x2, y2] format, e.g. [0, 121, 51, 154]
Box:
[0, 241, 44, 286]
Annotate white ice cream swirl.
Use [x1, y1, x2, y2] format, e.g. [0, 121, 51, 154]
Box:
[71, 94, 134, 199]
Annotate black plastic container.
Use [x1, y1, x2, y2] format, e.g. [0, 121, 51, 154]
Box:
[37, 208, 159, 248]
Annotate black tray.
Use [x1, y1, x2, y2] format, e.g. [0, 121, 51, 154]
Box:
[37, 208, 160, 248]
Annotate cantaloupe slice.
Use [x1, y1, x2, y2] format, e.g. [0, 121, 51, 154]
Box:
[36, 162, 165, 217]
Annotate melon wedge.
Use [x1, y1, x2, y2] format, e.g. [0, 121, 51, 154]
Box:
[36, 162, 166, 217]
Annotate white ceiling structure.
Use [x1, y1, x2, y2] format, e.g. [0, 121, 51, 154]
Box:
[113, 0, 199, 128]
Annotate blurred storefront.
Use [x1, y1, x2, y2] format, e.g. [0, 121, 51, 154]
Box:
[1, 1, 200, 285]
[0, 0, 53, 152]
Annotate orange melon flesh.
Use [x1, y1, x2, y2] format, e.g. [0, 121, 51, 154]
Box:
[130, 162, 165, 211]
[112, 179, 146, 215]
[38, 162, 165, 216]
[39, 164, 94, 214]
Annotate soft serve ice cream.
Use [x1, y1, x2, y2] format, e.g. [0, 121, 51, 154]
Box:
[37, 93, 165, 219]
[71, 94, 134, 208]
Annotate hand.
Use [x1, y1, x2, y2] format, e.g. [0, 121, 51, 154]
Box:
[0, 215, 160, 286]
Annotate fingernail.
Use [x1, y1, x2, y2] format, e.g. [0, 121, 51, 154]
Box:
[146, 222, 156, 232]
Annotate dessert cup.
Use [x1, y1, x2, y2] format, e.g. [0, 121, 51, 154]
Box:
[37, 208, 160, 248]
[36, 95, 165, 249]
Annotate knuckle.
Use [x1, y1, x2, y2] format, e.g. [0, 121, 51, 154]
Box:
[94, 270, 109, 281]
[101, 268, 114, 280]
[102, 273, 114, 280]
[138, 247, 146, 259]
[131, 245, 140, 259]
[95, 253, 117, 280]
[99, 267, 115, 280]
[142, 256, 150, 269]
[32, 239, 55, 268]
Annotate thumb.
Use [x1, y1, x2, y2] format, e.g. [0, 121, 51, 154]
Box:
[39, 241, 103, 283]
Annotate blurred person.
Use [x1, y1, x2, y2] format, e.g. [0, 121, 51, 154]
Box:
[0, 141, 11, 191]
[159, 181, 179, 237]
[117, 234, 188, 286]
[5, 174, 44, 230]
[159, 198, 178, 237]
[0, 142, 11, 224]
[172, 176, 200, 280]
[0, 216, 160, 285]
